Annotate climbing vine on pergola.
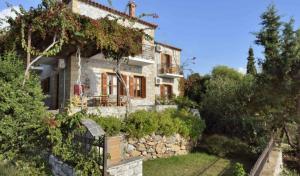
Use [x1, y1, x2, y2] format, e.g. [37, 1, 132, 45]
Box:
[0, 0, 146, 72]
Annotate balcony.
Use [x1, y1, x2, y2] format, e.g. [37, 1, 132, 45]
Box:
[128, 44, 155, 66]
[157, 64, 183, 78]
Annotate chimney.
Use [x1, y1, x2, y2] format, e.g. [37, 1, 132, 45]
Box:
[128, 1, 136, 17]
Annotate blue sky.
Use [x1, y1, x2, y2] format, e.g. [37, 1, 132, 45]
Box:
[1, 0, 300, 75]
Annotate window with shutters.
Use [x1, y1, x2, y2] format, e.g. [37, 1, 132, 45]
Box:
[108, 73, 117, 96]
[132, 76, 146, 98]
[134, 76, 142, 97]
[160, 84, 172, 99]
[120, 75, 127, 96]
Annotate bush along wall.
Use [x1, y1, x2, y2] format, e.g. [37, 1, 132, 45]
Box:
[90, 109, 206, 160]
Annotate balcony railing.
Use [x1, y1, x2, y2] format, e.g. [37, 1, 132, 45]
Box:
[158, 64, 182, 75]
[127, 44, 155, 66]
[140, 44, 155, 61]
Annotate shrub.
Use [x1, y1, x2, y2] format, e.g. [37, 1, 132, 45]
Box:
[0, 52, 49, 173]
[49, 111, 103, 175]
[201, 135, 251, 157]
[176, 109, 206, 140]
[0, 161, 50, 176]
[174, 96, 198, 109]
[157, 109, 178, 136]
[233, 163, 246, 176]
[91, 116, 123, 136]
[124, 110, 159, 138]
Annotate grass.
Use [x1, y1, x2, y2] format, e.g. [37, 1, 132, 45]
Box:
[143, 152, 235, 176]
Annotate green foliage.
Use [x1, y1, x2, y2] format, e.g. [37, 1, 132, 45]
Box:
[254, 5, 300, 152]
[200, 135, 251, 157]
[255, 4, 281, 62]
[184, 73, 210, 104]
[1, 0, 145, 60]
[0, 160, 49, 176]
[48, 111, 103, 176]
[123, 109, 205, 140]
[91, 116, 123, 136]
[0, 52, 49, 172]
[233, 163, 247, 176]
[156, 109, 179, 136]
[175, 109, 206, 140]
[247, 47, 257, 75]
[211, 65, 243, 81]
[124, 110, 159, 138]
[174, 96, 198, 109]
[201, 67, 271, 151]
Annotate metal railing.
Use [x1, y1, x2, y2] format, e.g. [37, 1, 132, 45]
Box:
[249, 136, 275, 176]
[158, 64, 182, 75]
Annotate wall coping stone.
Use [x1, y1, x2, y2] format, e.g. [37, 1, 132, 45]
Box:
[108, 157, 143, 168]
[81, 118, 105, 137]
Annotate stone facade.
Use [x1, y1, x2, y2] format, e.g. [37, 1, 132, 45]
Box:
[124, 133, 191, 159]
[154, 43, 182, 97]
[107, 157, 143, 176]
[53, 0, 182, 110]
[49, 155, 75, 176]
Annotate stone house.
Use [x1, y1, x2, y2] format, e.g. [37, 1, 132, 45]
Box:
[39, 0, 183, 112]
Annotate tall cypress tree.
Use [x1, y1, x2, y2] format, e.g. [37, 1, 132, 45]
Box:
[255, 5, 281, 76]
[282, 19, 298, 61]
[246, 47, 257, 75]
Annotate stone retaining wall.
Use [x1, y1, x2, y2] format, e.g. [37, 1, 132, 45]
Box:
[107, 157, 143, 176]
[49, 155, 75, 176]
[124, 133, 191, 159]
[72, 105, 178, 118]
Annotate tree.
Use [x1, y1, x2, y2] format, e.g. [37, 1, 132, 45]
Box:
[201, 66, 268, 149]
[255, 5, 281, 64]
[246, 47, 257, 75]
[184, 73, 210, 104]
[211, 65, 243, 81]
[0, 52, 49, 173]
[255, 5, 300, 156]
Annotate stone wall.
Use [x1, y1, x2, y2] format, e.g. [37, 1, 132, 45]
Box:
[71, 105, 178, 118]
[124, 133, 191, 159]
[107, 157, 143, 176]
[49, 155, 75, 176]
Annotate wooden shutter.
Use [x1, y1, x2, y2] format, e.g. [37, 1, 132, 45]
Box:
[167, 55, 172, 73]
[141, 77, 146, 98]
[101, 73, 107, 95]
[120, 75, 127, 96]
[160, 85, 165, 97]
[168, 85, 173, 98]
[129, 76, 134, 97]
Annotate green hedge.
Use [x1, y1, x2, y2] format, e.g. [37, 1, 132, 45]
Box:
[91, 116, 124, 136]
[90, 109, 206, 140]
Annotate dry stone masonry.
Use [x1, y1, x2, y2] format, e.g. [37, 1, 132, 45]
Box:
[124, 133, 191, 159]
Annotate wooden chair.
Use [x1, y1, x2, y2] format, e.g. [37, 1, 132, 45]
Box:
[100, 95, 108, 106]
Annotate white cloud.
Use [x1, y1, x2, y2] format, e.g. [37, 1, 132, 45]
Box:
[237, 67, 247, 75]
[0, 6, 20, 29]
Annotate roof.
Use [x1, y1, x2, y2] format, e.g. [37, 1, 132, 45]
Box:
[155, 41, 182, 51]
[77, 0, 158, 29]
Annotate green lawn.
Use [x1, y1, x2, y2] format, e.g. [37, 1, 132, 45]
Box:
[143, 153, 234, 176]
